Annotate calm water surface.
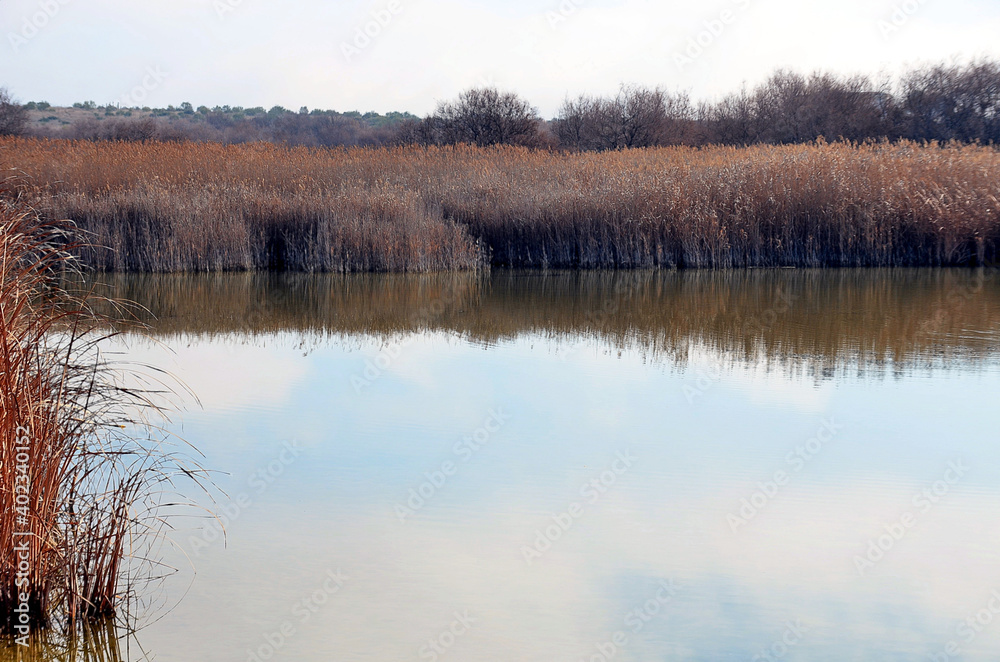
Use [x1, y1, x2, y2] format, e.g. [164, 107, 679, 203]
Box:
[15, 270, 1000, 661]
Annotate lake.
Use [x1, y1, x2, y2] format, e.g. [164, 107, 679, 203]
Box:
[14, 269, 1000, 661]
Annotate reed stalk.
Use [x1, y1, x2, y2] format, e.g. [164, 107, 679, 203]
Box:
[0, 191, 201, 636]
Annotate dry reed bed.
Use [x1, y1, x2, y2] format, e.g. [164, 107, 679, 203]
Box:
[2, 138, 999, 270]
[0, 197, 199, 635]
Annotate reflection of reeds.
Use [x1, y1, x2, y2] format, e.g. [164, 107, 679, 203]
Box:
[4, 138, 999, 270]
[0, 619, 124, 662]
[1, 196, 200, 634]
[94, 269, 1000, 374]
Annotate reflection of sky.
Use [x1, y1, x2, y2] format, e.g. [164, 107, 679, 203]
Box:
[109, 331, 1000, 662]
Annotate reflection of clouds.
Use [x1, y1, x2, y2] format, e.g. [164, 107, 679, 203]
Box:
[737, 370, 833, 412]
[685, 345, 835, 412]
[106, 333, 310, 414]
[112, 329, 1000, 661]
[145, 475, 1000, 661]
[356, 334, 448, 394]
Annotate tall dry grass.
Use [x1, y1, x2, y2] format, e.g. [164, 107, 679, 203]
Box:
[2, 137, 999, 270]
[0, 194, 199, 635]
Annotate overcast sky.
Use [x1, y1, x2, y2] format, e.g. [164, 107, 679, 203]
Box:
[3, 0, 1000, 117]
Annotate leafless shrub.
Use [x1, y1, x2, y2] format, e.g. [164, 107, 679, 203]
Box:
[899, 59, 1000, 143]
[428, 88, 547, 147]
[0, 88, 29, 137]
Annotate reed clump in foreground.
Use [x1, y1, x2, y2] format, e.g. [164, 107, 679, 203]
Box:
[0, 193, 200, 637]
[2, 137, 999, 271]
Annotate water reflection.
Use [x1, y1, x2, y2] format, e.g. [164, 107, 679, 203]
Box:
[94, 268, 1000, 374]
[41, 269, 1000, 661]
[0, 622, 126, 662]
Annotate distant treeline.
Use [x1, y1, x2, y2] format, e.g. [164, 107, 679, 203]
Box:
[3, 59, 1000, 149]
[19, 100, 420, 147]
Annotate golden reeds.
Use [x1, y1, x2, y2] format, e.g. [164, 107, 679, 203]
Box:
[1, 138, 998, 270]
[0, 193, 199, 635]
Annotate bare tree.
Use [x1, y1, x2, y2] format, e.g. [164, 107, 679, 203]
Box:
[699, 88, 756, 145]
[899, 60, 1000, 143]
[554, 95, 597, 150]
[0, 88, 29, 136]
[660, 91, 698, 145]
[555, 86, 694, 150]
[616, 86, 667, 148]
[700, 72, 898, 145]
[432, 88, 545, 147]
